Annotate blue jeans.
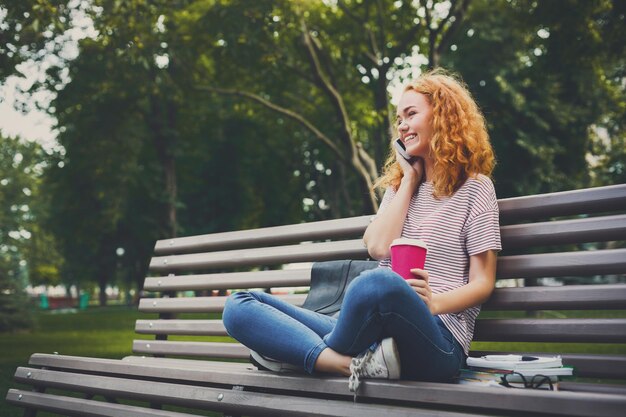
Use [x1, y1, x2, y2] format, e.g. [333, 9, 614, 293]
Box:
[223, 267, 465, 382]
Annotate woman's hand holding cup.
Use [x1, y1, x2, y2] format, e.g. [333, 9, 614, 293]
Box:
[406, 269, 435, 314]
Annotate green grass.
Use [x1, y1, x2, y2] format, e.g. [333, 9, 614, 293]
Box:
[1, 306, 158, 417]
[2, 307, 625, 416]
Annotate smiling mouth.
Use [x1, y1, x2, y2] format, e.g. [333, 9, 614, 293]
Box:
[404, 134, 417, 143]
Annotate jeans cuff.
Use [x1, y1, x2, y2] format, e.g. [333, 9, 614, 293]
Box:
[304, 340, 328, 374]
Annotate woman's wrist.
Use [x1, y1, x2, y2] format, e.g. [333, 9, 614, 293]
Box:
[429, 295, 441, 315]
[399, 171, 419, 191]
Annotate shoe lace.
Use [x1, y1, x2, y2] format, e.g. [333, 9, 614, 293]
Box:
[348, 349, 373, 402]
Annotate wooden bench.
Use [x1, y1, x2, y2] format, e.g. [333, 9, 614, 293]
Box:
[7, 184, 626, 417]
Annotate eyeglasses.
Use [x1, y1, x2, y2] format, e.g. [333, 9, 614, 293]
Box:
[500, 372, 555, 391]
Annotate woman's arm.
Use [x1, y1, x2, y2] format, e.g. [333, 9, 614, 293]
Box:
[408, 249, 497, 315]
[363, 177, 415, 259]
[363, 156, 423, 260]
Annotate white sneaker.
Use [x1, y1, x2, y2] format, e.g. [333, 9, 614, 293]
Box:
[250, 350, 304, 373]
[348, 338, 401, 397]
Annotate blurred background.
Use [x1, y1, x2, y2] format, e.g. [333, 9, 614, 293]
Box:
[1, 0, 625, 327]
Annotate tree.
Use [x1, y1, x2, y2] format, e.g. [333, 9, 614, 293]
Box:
[0, 0, 71, 80]
[185, 0, 472, 215]
[0, 134, 61, 330]
[43, 0, 311, 299]
[443, 0, 626, 197]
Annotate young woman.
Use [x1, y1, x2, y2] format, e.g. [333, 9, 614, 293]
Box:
[223, 69, 501, 395]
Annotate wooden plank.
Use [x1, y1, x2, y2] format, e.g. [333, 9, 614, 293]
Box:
[500, 214, 626, 249]
[135, 319, 227, 335]
[5, 389, 192, 417]
[21, 356, 626, 417]
[150, 245, 626, 279]
[150, 239, 367, 273]
[496, 248, 626, 279]
[558, 354, 626, 379]
[146, 217, 626, 291]
[154, 216, 371, 255]
[132, 340, 250, 358]
[474, 318, 626, 343]
[10, 372, 443, 417]
[136, 318, 626, 343]
[152, 185, 626, 256]
[143, 268, 312, 292]
[138, 284, 626, 314]
[121, 356, 254, 370]
[137, 293, 306, 313]
[483, 284, 626, 310]
[9, 370, 482, 417]
[558, 383, 626, 396]
[498, 183, 626, 223]
[149, 245, 626, 280]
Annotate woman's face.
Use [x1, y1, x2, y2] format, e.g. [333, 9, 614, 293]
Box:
[395, 90, 434, 159]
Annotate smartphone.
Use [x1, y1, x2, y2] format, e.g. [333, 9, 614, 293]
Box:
[393, 138, 412, 160]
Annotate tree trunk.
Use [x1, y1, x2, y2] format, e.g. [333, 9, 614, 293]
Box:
[373, 68, 392, 168]
[149, 96, 179, 239]
[352, 156, 378, 214]
[98, 278, 107, 307]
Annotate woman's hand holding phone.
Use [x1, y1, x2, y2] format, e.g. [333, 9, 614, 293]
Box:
[394, 138, 424, 185]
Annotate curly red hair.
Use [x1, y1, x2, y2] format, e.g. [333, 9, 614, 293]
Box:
[375, 69, 495, 197]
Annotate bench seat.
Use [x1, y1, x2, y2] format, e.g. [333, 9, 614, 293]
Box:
[7, 183, 626, 416]
[12, 354, 626, 417]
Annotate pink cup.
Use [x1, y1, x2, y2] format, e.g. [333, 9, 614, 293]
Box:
[390, 238, 428, 280]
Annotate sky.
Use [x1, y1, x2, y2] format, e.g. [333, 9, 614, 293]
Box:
[0, 74, 57, 149]
[0, 0, 96, 151]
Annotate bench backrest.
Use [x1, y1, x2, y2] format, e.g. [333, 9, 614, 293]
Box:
[136, 184, 626, 383]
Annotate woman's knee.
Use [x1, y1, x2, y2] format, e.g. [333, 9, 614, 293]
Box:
[346, 268, 410, 306]
[223, 291, 254, 334]
[351, 269, 407, 296]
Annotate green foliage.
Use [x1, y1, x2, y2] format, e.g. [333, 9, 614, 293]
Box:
[3, 0, 624, 298]
[444, 0, 626, 197]
[0, 0, 72, 80]
[0, 135, 58, 330]
[43, 0, 312, 297]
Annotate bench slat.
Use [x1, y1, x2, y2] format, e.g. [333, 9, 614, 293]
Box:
[151, 184, 626, 255]
[122, 356, 255, 370]
[31, 352, 623, 382]
[496, 248, 626, 279]
[150, 239, 367, 273]
[134, 318, 626, 344]
[483, 284, 626, 310]
[155, 216, 371, 255]
[135, 319, 226, 335]
[6, 389, 192, 417]
[143, 268, 312, 292]
[500, 214, 626, 249]
[558, 382, 626, 396]
[138, 294, 306, 313]
[498, 183, 626, 223]
[474, 318, 626, 343]
[132, 340, 249, 358]
[137, 285, 626, 313]
[21, 355, 626, 417]
[12, 369, 445, 417]
[145, 232, 626, 292]
[559, 354, 626, 379]
[149, 245, 625, 279]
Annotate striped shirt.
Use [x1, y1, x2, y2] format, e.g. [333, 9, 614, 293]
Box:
[377, 174, 502, 355]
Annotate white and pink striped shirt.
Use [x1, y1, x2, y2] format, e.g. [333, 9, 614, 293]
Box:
[377, 174, 502, 355]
